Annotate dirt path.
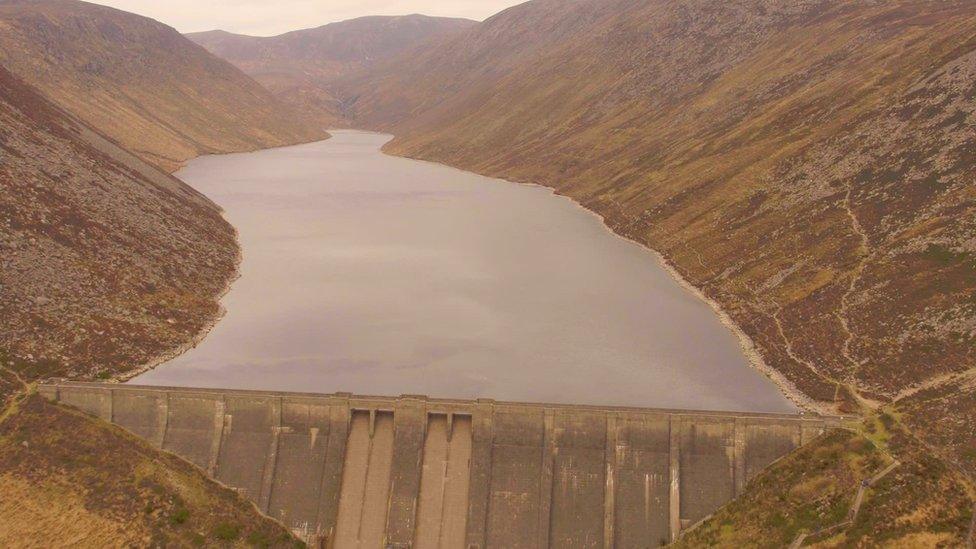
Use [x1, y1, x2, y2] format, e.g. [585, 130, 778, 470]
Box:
[1, 366, 29, 393]
[838, 188, 872, 383]
[893, 368, 976, 402]
[0, 365, 32, 425]
[789, 443, 900, 547]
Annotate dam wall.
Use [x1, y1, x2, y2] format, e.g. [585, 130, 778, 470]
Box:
[39, 382, 839, 547]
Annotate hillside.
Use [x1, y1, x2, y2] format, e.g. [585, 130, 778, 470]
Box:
[187, 15, 476, 124]
[0, 395, 300, 547]
[338, 0, 976, 480]
[0, 0, 326, 172]
[0, 64, 236, 405]
[0, 3, 320, 544]
[674, 417, 975, 547]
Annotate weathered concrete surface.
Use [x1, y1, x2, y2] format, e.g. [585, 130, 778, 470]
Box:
[415, 414, 471, 548]
[39, 382, 840, 547]
[335, 410, 395, 547]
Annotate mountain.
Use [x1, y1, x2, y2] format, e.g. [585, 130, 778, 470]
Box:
[187, 15, 477, 124]
[0, 0, 326, 171]
[0, 2, 317, 541]
[0, 64, 236, 403]
[334, 0, 976, 542]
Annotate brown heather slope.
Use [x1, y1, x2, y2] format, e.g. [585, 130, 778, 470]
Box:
[187, 15, 476, 125]
[0, 3, 318, 542]
[0, 395, 300, 548]
[339, 0, 976, 477]
[0, 64, 236, 405]
[673, 416, 975, 547]
[0, 0, 326, 172]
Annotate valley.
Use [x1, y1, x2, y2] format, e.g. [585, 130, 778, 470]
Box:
[187, 15, 476, 126]
[1, 0, 974, 546]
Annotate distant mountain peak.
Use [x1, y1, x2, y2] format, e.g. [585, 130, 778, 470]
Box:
[186, 13, 477, 124]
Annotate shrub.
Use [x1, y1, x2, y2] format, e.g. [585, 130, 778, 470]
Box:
[213, 522, 240, 541]
[246, 531, 270, 548]
[170, 506, 190, 525]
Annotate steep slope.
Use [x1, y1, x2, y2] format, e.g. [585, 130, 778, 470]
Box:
[0, 64, 236, 404]
[0, 395, 299, 547]
[187, 15, 476, 124]
[0, 0, 326, 171]
[338, 0, 976, 479]
[674, 420, 975, 547]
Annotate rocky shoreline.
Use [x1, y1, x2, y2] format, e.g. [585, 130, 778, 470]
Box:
[117, 230, 244, 384]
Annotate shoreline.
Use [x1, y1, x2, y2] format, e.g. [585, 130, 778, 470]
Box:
[380, 136, 823, 414]
[116, 229, 243, 384]
[113, 135, 332, 384]
[161, 133, 333, 175]
[508, 184, 821, 413]
[121, 130, 820, 415]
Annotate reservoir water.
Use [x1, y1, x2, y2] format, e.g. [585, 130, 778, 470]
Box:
[133, 131, 794, 412]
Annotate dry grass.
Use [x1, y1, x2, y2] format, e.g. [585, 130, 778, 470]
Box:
[0, 396, 302, 548]
[0, 0, 325, 173]
[674, 416, 974, 548]
[0, 474, 143, 547]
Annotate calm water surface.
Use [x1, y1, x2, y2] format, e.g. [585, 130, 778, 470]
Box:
[133, 131, 794, 412]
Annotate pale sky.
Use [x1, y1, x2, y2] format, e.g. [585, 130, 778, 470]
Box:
[89, 0, 526, 36]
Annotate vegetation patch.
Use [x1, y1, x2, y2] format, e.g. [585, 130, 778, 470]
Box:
[213, 522, 241, 541]
[0, 396, 302, 548]
[674, 430, 880, 548]
[923, 243, 970, 266]
[675, 415, 975, 548]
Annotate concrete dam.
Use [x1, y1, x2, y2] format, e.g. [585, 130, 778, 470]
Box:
[39, 382, 839, 547]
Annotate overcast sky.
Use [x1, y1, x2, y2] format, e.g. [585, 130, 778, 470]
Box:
[89, 0, 525, 36]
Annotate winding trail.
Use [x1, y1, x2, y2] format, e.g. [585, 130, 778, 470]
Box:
[838, 188, 872, 382]
[772, 309, 826, 380]
[768, 306, 842, 412]
[1, 366, 28, 393]
[0, 365, 31, 425]
[893, 368, 976, 402]
[789, 439, 900, 547]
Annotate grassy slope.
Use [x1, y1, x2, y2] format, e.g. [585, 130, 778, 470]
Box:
[0, 61, 284, 547]
[0, 395, 301, 548]
[0, 4, 320, 545]
[0, 0, 326, 172]
[675, 417, 974, 547]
